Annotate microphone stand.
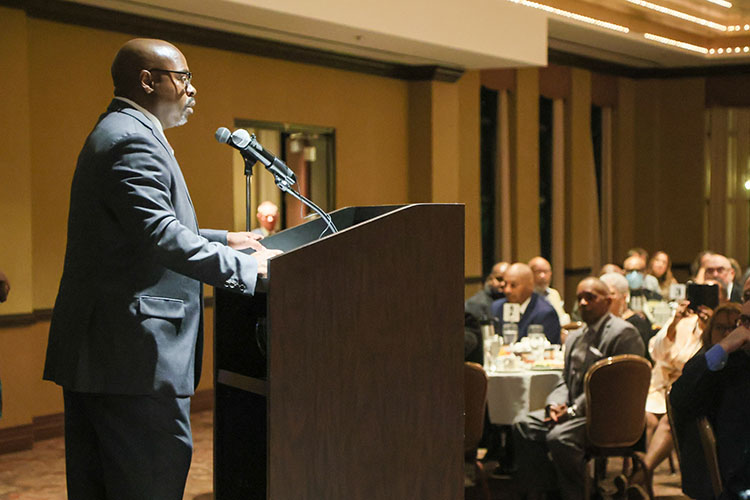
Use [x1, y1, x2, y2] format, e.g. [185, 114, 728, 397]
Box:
[242, 156, 257, 232]
[273, 175, 338, 236]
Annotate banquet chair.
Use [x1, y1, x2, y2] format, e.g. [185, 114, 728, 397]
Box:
[697, 417, 723, 498]
[667, 386, 720, 499]
[464, 362, 490, 500]
[583, 354, 651, 499]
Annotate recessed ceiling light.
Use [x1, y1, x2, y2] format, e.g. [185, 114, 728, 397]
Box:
[627, 0, 727, 31]
[644, 33, 709, 53]
[506, 0, 630, 33]
[718, 48, 725, 53]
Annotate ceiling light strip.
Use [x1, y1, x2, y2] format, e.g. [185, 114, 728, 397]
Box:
[627, 0, 726, 31]
[706, 0, 732, 8]
[644, 33, 709, 53]
[507, 0, 630, 33]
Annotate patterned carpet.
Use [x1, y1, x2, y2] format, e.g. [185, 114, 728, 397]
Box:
[0, 410, 213, 500]
[0, 409, 687, 499]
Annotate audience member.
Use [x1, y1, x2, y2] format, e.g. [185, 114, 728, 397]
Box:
[601, 272, 654, 363]
[529, 256, 570, 325]
[512, 277, 645, 500]
[624, 254, 661, 296]
[628, 247, 650, 263]
[648, 250, 677, 300]
[624, 255, 662, 314]
[0, 269, 6, 418]
[670, 300, 750, 498]
[622, 281, 726, 499]
[464, 261, 509, 364]
[0, 270, 9, 303]
[599, 263, 624, 276]
[704, 252, 741, 303]
[491, 263, 560, 344]
[252, 200, 279, 237]
[690, 250, 714, 281]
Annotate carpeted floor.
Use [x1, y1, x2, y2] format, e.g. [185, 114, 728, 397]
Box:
[0, 409, 687, 499]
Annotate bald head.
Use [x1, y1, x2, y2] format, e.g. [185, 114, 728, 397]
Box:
[528, 256, 552, 292]
[112, 39, 179, 96]
[486, 261, 510, 295]
[111, 38, 196, 129]
[503, 263, 534, 304]
[576, 277, 612, 324]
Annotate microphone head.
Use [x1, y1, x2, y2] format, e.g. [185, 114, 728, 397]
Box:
[215, 127, 231, 144]
[231, 129, 252, 148]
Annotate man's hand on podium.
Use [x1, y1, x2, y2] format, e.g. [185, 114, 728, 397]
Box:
[250, 248, 283, 277]
[227, 231, 265, 252]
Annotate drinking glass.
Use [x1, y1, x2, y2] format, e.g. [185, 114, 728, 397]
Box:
[528, 330, 546, 361]
[502, 323, 518, 346]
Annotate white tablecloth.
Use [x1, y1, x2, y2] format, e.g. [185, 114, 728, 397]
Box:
[486, 370, 563, 425]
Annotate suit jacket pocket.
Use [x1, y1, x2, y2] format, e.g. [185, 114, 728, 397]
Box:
[138, 295, 186, 319]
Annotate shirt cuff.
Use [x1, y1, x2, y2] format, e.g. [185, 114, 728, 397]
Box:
[705, 344, 728, 371]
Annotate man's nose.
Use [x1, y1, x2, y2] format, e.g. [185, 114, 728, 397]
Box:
[187, 82, 196, 96]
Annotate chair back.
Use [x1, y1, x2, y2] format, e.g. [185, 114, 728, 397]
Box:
[464, 362, 488, 451]
[668, 386, 716, 499]
[584, 354, 651, 448]
[697, 417, 723, 498]
[665, 386, 682, 468]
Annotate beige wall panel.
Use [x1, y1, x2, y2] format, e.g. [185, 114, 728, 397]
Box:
[632, 79, 660, 256]
[26, 18, 411, 310]
[613, 78, 637, 263]
[431, 81, 461, 203]
[0, 8, 34, 315]
[458, 71, 482, 279]
[6, 11, 417, 433]
[0, 322, 61, 429]
[408, 81, 433, 202]
[565, 69, 599, 270]
[651, 78, 705, 266]
[630, 79, 705, 267]
[512, 68, 540, 261]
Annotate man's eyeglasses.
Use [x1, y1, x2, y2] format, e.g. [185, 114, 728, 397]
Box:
[149, 68, 192, 87]
[736, 315, 750, 328]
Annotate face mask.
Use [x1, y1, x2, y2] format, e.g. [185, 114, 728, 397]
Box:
[626, 271, 644, 290]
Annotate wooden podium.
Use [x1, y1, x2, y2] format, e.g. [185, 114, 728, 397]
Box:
[214, 204, 464, 500]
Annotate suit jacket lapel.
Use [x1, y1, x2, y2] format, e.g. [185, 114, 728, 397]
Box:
[107, 100, 200, 231]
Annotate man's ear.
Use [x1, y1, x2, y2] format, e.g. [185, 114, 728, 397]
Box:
[139, 69, 155, 94]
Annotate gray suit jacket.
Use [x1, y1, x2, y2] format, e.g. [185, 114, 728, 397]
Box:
[44, 99, 258, 397]
[546, 313, 645, 416]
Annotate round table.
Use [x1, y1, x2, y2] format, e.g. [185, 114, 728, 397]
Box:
[486, 369, 563, 425]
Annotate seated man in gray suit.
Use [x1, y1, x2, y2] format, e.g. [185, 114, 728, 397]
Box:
[512, 277, 645, 500]
[43, 39, 280, 499]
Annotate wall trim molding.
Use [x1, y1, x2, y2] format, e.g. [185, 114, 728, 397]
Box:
[0, 0, 463, 83]
[0, 389, 215, 455]
[464, 275, 483, 285]
[0, 424, 33, 455]
[549, 49, 750, 80]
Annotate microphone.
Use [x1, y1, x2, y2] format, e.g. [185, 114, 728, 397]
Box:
[214, 127, 297, 185]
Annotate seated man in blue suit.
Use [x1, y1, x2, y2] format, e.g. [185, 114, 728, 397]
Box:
[491, 263, 561, 344]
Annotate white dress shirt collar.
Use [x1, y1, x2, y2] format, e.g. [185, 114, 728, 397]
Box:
[114, 96, 165, 136]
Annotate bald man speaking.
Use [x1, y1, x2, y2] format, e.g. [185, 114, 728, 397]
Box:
[43, 39, 279, 498]
[491, 262, 561, 344]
